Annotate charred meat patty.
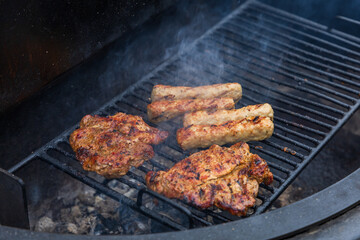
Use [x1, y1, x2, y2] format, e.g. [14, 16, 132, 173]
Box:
[70, 112, 168, 178]
[146, 142, 273, 216]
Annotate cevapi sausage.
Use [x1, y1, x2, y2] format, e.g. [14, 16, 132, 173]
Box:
[177, 116, 274, 150]
[183, 103, 273, 127]
[147, 98, 235, 123]
[151, 83, 242, 103]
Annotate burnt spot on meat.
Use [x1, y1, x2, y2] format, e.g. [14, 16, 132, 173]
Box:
[199, 188, 204, 198]
[196, 172, 200, 180]
[184, 124, 193, 130]
[221, 121, 231, 127]
[151, 114, 165, 122]
[252, 116, 259, 122]
[163, 95, 175, 100]
[148, 172, 158, 183]
[254, 104, 262, 109]
[128, 126, 137, 135]
[207, 108, 218, 114]
[227, 183, 233, 194]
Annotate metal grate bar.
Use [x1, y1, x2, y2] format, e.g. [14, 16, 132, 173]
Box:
[250, 1, 360, 50]
[272, 133, 312, 151]
[222, 20, 360, 87]
[274, 118, 326, 137]
[249, 146, 299, 168]
[247, 4, 360, 58]
[206, 35, 358, 103]
[213, 27, 360, 96]
[231, 16, 360, 74]
[232, 12, 360, 67]
[262, 140, 305, 160]
[274, 125, 320, 144]
[266, 162, 291, 175]
[195, 43, 353, 108]
[237, 10, 359, 65]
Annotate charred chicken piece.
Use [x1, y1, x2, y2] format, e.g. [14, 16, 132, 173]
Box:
[146, 142, 273, 216]
[183, 103, 274, 127]
[151, 83, 242, 103]
[147, 97, 235, 123]
[69, 113, 168, 178]
[177, 116, 274, 150]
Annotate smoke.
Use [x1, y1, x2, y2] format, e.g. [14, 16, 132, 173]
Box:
[97, 0, 242, 93]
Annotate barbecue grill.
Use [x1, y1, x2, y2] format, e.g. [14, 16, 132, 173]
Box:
[1, 0, 360, 239]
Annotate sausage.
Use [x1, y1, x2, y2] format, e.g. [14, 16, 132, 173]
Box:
[183, 103, 273, 127]
[151, 83, 242, 103]
[176, 116, 274, 150]
[147, 98, 235, 123]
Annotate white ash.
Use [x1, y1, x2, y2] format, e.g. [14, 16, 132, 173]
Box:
[35, 216, 55, 232]
[30, 179, 153, 235]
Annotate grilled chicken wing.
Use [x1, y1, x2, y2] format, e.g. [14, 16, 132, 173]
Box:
[69, 113, 168, 178]
[183, 103, 274, 127]
[147, 98, 234, 123]
[150, 83, 242, 103]
[146, 142, 273, 216]
[177, 116, 273, 150]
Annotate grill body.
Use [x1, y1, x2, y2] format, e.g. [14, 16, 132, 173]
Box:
[1, 0, 360, 238]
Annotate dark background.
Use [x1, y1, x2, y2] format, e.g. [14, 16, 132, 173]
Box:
[0, 0, 175, 112]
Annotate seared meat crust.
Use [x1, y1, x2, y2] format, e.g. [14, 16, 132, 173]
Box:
[147, 98, 235, 123]
[177, 116, 274, 150]
[69, 113, 168, 178]
[183, 103, 274, 127]
[146, 142, 273, 216]
[78, 112, 168, 144]
[151, 83, 242, 103]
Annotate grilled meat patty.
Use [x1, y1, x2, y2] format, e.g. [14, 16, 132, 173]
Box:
[183, 103, 274, 127]
[151, 83, 242, 103]
[147, 98, 235, 123]
[69, 112, 168, 178]
[177, 116, 274, 150]
[146, 142, 273, 216]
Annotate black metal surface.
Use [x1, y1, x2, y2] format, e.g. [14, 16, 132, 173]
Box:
[0, 168, 29, 229]
[4, 0, 360, 233]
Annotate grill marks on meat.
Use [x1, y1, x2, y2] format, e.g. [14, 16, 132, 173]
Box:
[177, 116, 274, 150]
[147, 98, 235, 123]
[145, 142, 273, 216]
[150, 83, 242, 103]
[69, 113, 168, 178]
[183, 103, 274, 127]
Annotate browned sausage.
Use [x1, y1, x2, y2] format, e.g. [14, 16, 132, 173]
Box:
[151, 83, 242, 102]
[177, 116, 274, 150]
[183, 103, 273, 127]
[147, 98, 235, 123]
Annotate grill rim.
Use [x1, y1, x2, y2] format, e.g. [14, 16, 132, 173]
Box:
[2, 0, 360, 237]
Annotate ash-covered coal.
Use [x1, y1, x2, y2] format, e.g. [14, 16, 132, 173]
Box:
[31, 180, 151, 235]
